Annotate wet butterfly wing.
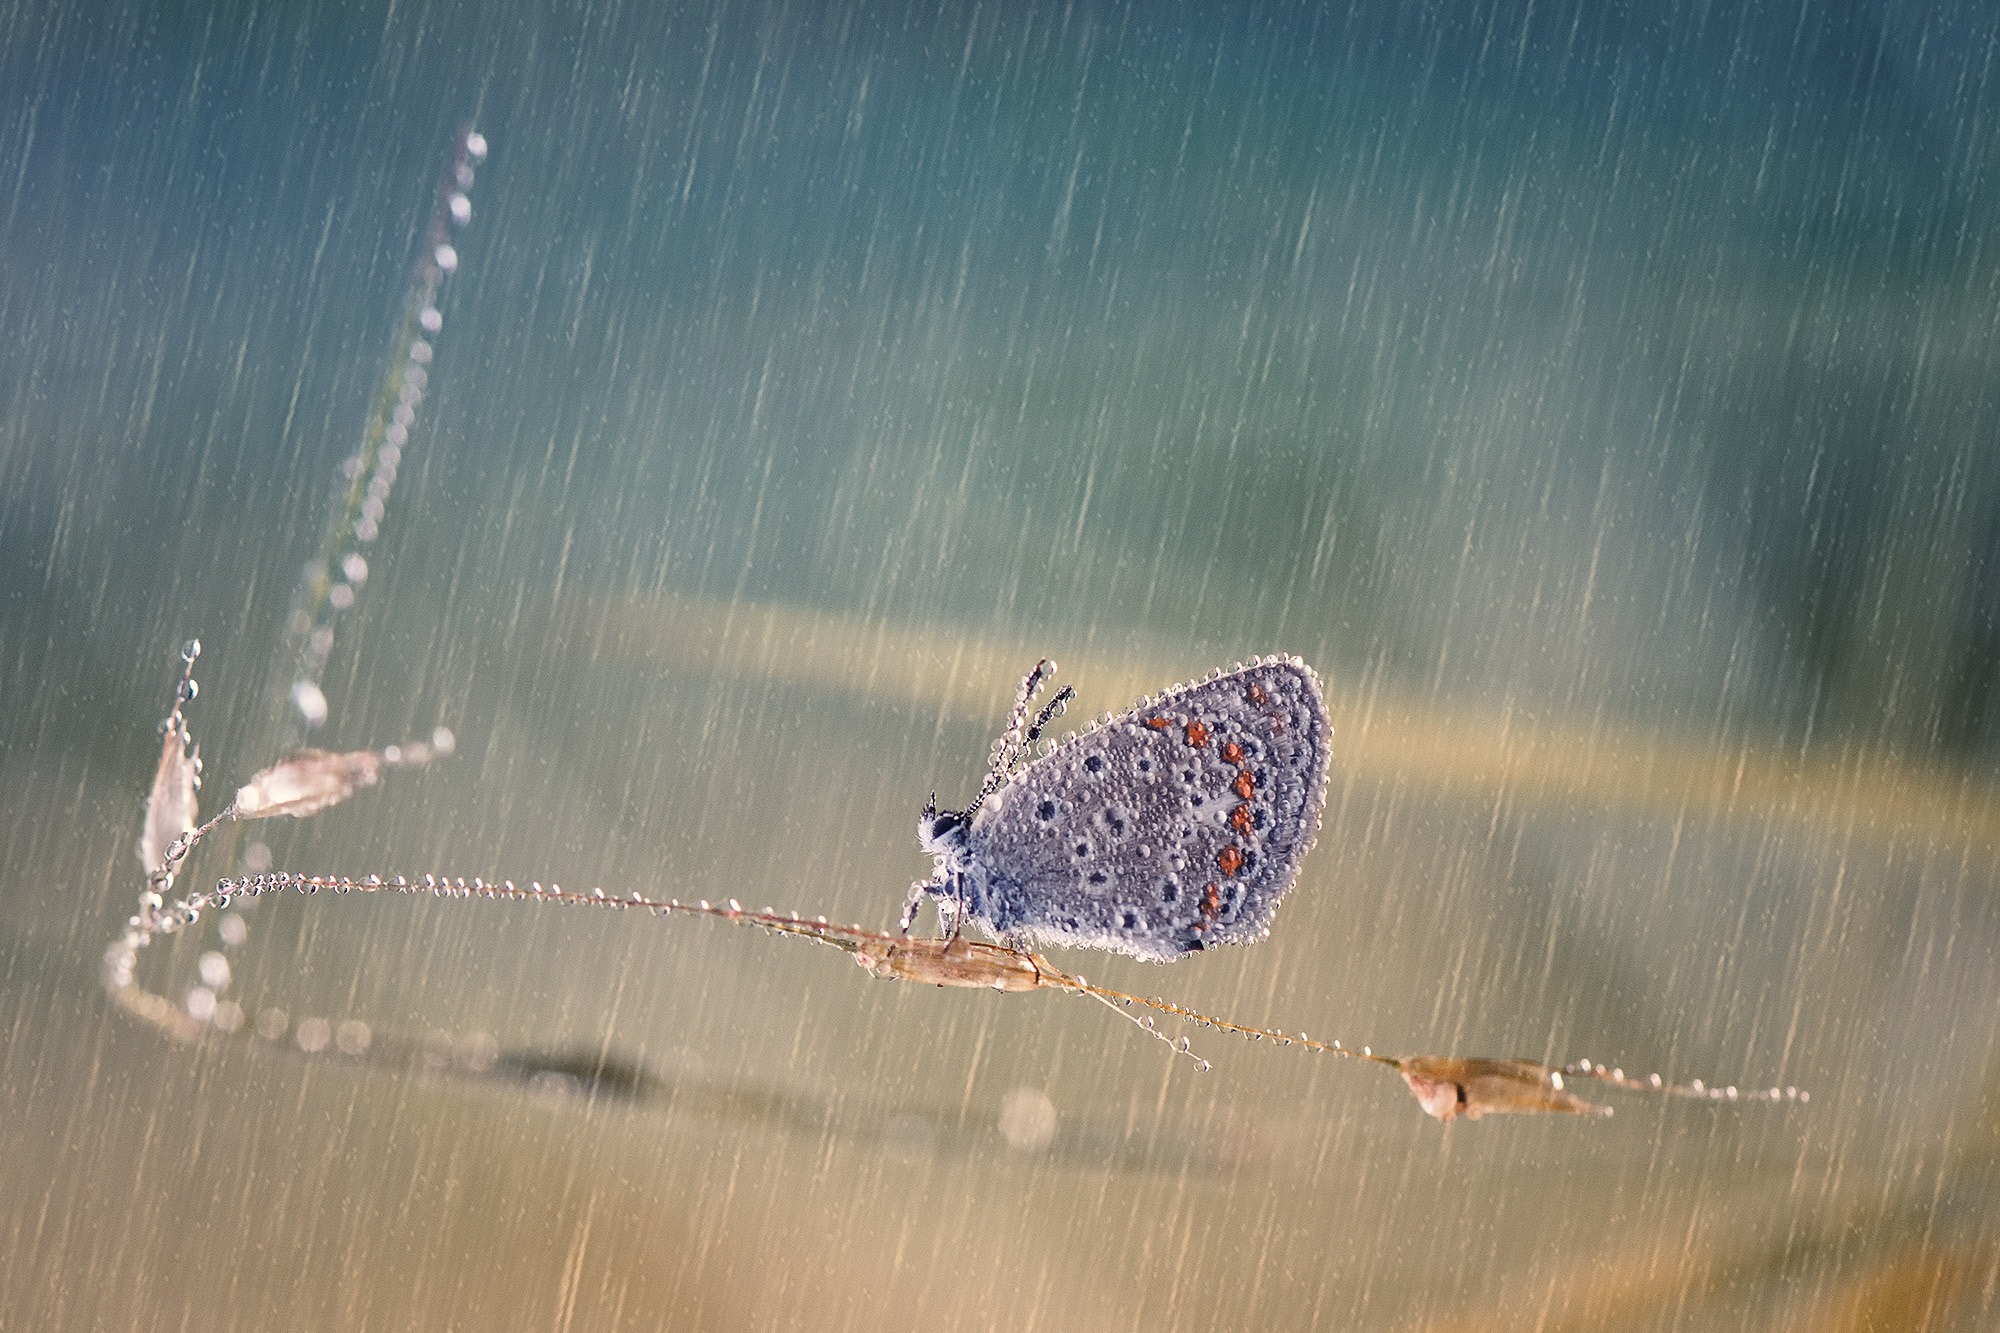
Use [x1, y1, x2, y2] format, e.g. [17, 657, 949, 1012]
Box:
[964, 659, 1331, 960]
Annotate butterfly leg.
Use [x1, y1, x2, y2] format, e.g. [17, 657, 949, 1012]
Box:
[899, 877, 933, 935]
[901, 870, 969, 942]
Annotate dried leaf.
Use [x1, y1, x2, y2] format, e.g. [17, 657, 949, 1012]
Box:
[1395, 1055, 1613, 1122]
[850, 935, 1049, 992]
[139, 730, 199, 873]
[233, 748, 383, 820]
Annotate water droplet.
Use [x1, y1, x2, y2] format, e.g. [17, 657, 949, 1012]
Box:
[290, 681, 329, 728]
[997, 1087, 1058, 1151]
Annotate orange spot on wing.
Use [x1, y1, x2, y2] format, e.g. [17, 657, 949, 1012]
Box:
[1185, 720, 1209, 747]
[1228, 803, 1254, 832]
[1217, 846, 1245, 877]
[1233, 771, 1255, 799]
[1198, 882, 1224, 924]
[1247, 682, 1268, 704]
[1221, 741, 1245, 765]
[1145, 716, 1172, 731]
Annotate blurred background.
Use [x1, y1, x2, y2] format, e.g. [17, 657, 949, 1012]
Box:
[2, 1, 1997, 1328]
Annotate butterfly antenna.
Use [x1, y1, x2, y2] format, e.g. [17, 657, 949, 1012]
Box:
[1025, 686, 1074, 745]
[972, 658, 1061, 812]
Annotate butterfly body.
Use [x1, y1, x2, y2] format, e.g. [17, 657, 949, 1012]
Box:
[914, 658, 1331, 962]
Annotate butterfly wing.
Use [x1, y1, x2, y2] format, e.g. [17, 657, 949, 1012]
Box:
[963, 658, 1330, 961]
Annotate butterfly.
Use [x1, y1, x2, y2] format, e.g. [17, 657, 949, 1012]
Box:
[906, 658, 1331, 961]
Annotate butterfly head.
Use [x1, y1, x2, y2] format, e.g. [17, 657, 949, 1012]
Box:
[917, 793, 970, 856]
